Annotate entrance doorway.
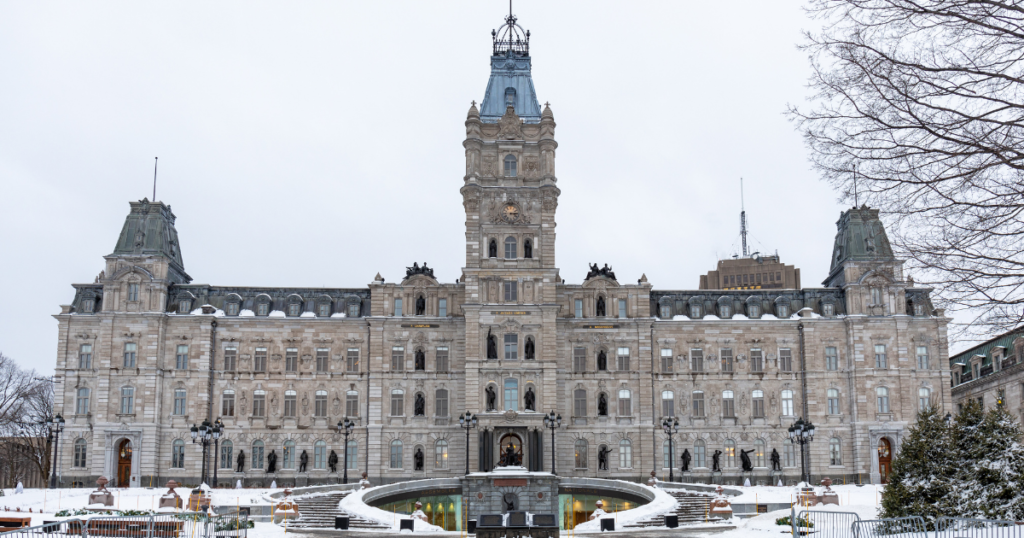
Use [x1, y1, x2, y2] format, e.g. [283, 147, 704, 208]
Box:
[497, 434, 523, 467]
[877, 438, 891, 484]
[117, 439, 132, 487]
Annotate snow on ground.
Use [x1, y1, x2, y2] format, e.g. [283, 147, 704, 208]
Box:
[338, 484, 443, 533]
[571, 481, 676, 532]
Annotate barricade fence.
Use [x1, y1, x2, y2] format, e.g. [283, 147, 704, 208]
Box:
[789, 509, 1024, 538]
[853, 516, 929, 538]
[0, 513, 248, 538]
[935, 517, 1023, 538]
[792, 510, 862, 538]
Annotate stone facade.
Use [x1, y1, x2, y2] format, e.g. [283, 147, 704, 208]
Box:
[51, 16, 951, 489]
[949, 327, 1024, 421]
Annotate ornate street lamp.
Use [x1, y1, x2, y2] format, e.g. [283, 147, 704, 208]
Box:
[337, 418, 355, 484]
[47, 414, 65, 489]
[662, 417, 680, 482]
[459, 412, 477, 475]
[211, 419, 223, 487]
[191, 418, 214, 484]
[788, 417, 816, 485]
[542, 410, 561, 475]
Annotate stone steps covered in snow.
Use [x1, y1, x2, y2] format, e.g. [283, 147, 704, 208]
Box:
[287, 492, 389, 530]
[625, 490, 718, 528]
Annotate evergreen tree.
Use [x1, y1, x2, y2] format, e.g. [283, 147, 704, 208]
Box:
[950, 402, 1024, 520]
[879, 406, 952, 525]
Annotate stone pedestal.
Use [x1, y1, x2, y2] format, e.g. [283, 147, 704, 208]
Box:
[708, 485, 733, 520]
[158, 480, 183, 510]
[295, 474, 308, 487]
[88, 477, 114, 507]
[273, 489, 300, 524]
[462, 468, 558, 522]
[188, 489, 211, 511]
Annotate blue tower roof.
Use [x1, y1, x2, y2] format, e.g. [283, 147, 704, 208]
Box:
[479, 13, 542, 123]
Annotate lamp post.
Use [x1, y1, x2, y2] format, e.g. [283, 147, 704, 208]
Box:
[661, 417, 680, 482]
[211, 419, 223, 488]
[47, 414, 65, 489]
[542, 410, 561, 475]
[788, 417, 816, 485]
[337, 418, 355, 483]
[191, 418, 214, 485]
[459, 412, 477, 475]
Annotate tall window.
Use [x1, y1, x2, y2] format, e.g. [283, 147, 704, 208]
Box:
[504, 379, 519, 411]
[346, 440, 358, 469]
[346, 390, 359, 417]
[504, 237, 517, 259]
[120, 387, 134, 414]
[694, 440, 706, 468]
[825, 347, 839, 371]
[315, 390, 328, 417]
[750, 349, 763, 372]
[692, 391, 705, 417]
[284, 390, 297, 417]
[124, 343, 137, 368]
[76, 388, 90, 414]
[391, 389, 405, 416]
[79, 344, 92, 369]
[224, 347, 237, 371]
[314, 440, 326, 470]
[74, 438, 87, 468]
[722, 390, 735, 417]
[285, 348, 298, 372]
[617, 347, 630, 371]
[254, 348, 267, 372]
[663, 440, 673, 469]
[779, 348, 792, 372]
[618, 299, 627, 319]
[871, 287, 882, 305]
[504, 334, 518, 360]
[827, 389, 840, 414]
[504, 155, 517, 177]
[173, 389, 187, 415]
[574, 439, 588, 469]
[435, 389, 449, 417]
[251, 441, 264, 470]
[918, 388, 931, 411]
[392, 347, 404, 371]
[127, 283, 139, 302]
[724, 439, 736, 468]
[720, 348, 733, 373]
[876, 387, 890, 413]
[253, 390, 266, 417]
[782, 390, 794, 416]
[829, 438, 842, 465]
[875, 344, 887, 369]
[619, 439, 632, 468]
[504, 281, 517, 302]
[661, 391, 674, 417]
[172, 440, 185, 468]
[438, 298, 447, 317]
[316, 348, 329, 372]
[754, 439, 766, 467]
[573, 347, 586, 372]
[784, 444, 796, 467]
[574, 389, 587, 417]
[752, 390, 765, 418]
[347, 349, 360, 372]
[436, 347, 449, 372]
[618, 389, 632, 416]
[283, 440, 295, 469]
[917, 346, 929, 369]
[394, 298, 403, 317]
[435, 440, 449, 469]
[390, 440, 403, 469]
[219, 440, 232, 469]
[661, 349, 673, 372]
[222, 390, 235, 417]
[172, 345, 188, 369]
[691, 349, 704, 372]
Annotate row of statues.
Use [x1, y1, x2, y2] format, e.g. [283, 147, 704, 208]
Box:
[233, 448, 343, 473]
[486, 330, 536, 360]
[485, 385, 535, 412]
[677, 447, 783, 473]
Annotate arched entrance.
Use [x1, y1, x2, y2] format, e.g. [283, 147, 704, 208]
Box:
[877, 438, 892, 484]
[116, 439, 132, 487]
[497, 434, 523, 467]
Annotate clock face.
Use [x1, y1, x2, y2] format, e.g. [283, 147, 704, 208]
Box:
[503, 204, 519, 221]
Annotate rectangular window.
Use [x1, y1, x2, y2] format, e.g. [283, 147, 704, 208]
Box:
[224, 347, 237, 371]
[222, 391, 235, 417]
[505, 238, 516, 258]
[253, 391, 266, 417]
[394, 298, 403, 317]
[316, 348, 329, 372]
[348, 303, 360, 317]
[504, 380, 519, 412]
[574, 389, 587, 417]
[720, 348, 733, 373]
[285, 348, 298, 372]
[436, 347, 449, 372]
[752, 390, 765, 418]
[120, 387, 134, 414]
[288, 303, 300, 317]
[573, 347, 586, 372]
[661, 348, 673, 372]
[390, 442, 402, 468]
[123, 342, 137, 368]
[318, 303, 330, 317]
[127, 283, 139, 302]
[346, 348, 359, 372]
[617, 347, 630, 371]
[504, 334, 518, 360]
[176, 345, 188, 370]
[691, 348, 704, 372]
[782, 389, 794, 416]
[875, 344, 887, 369]
[661, 391, 674, 417]
[347, 440, 358, 469]
[917, 346, 929, 369]
[504, 281, 518, 302]
[79, 344, 92, 369]
[618, 299, 627, 319]
[345, 391, 358, 417]
[692, 391, 705, 417]
[76, 389, 90, 415]
[618, 389, 631, 416]
[173, 389, 187, 415]
[750, 348, 763, 373]
[226, 303, 239, 316]
[436, 390, 448, 417]
[315, 391, 327, 417]
[575, 299, 583, 318]
[254, 347, 267, 372]
[722, 391, 735, 417]
[283, 392, 296, 417]
[391, 347, 404, 371]
[827, 389, 840, 415]
[438, 298, 447, 317]
[784, 444, 795, 467]
[779, 348, 792, 372]
[826, 347, 839, 371]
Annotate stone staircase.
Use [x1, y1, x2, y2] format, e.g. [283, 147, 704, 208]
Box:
[287, 491, 390, 530]
[626, 490, 718, 528]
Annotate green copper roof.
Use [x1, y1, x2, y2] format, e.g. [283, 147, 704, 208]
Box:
[110, 199, 189, 282]
[826, 206, 895, 273]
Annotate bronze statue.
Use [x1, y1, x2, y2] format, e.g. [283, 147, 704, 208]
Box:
[487, 330, 498, 359]
[267, 450, 277, 473]
[524, 387, 535, 411]
[681, 449, 691, 472]
[596, 297, 606, 317]
[405, 262, 434, 279]
[740, 449, 754, 472]
[504, 442, 517, 466]
[415, 349, 425, 370]
[597, 350, 607, 371]
[415, 296, 425, 315]
[414, 393, 425, 416]
[236, 450, 245, 473]
[598, 446, 613, 470]
[414, 448, 424, 471]
[328, 450, 339, 473]
[486, 386, 497, 411]
[598, 393, 608, 416]
[585, 263, 617, 281]
[524, 240, 532, 259]
[770, 449, 781, 471]
[711, 450, 722, 472]
[299, 450, 309, 472]
[524, 338, 535, 360]
[489, 240, 497, 258]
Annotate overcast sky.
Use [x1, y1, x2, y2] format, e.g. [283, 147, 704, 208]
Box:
[0, 1, 866, 375]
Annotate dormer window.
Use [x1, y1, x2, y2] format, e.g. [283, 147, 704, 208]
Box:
[318, 303, 331, 317]
[504, 155, 517, 177]
[720, 304, 731, 318]
[822, 303, 834, 317]
[257, 302, 269, 316]
[690, 304, 701, 319]
[348, 302, 360, 318]
[660, 306, 671, 319]
[749, 304, 760, 318]
[81, 299, 95, 314]
[914, 304, 924, 316]
[179, 299, 191, 314]
[226, 302, 239, 316]
[871, 287, 883, 305]
[778, 305, 789, 318]
[504, 87, 516, 108]
[288, 303, 301, 317]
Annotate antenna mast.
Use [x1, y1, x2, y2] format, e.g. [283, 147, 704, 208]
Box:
[853, 164, 859, 207]
[152, 157, 159, 202]
[740, 178, 748, 258]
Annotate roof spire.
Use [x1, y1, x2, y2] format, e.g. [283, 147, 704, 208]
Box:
[152, 157, 158, 202]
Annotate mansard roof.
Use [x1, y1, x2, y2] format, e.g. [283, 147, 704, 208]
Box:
[110, 199, 190, 283]
[479, 13, 542, 123]
[825, 206, 896, 282]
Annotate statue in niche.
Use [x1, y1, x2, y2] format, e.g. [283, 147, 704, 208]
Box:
[504, 494, 517, 512]
[740, 449, 754, 472]
[597, 350, 607, 371]
[299, 450, 309, 472]
[486, 386, 497, 411]
[328, 450, 338, 472]
[524, 240, 532, 259]
[489, 240, 497, 258]
[500, 441, 522, 467]
[681, 449, 691, 472]
[770, 449, 781, 471]
[267, 450, 277, 473]
[487, 330, 498, 359]
[236, 450, 245, 473]
[414, 393, 425, 416]
[415, 296, 425, 316]
[524, 387, 535, 411]
[597, 393, 608, 416]
[598, 445, 613, 470]
[415, 349, 425, 370]
[525, 338, 535, 360]
[414, 448, 424, 471]
[596, 297, 606, 317]
[712, 450, 722, 472]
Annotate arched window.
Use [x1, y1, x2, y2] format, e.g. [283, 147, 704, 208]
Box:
[827, 389, 840, 415]
[314, 440, 327, 470]
[918, 388, 931, 412]
[220, 440, 233, 469]
[661, 390, 674, 417]
[504, 379, 519, 411]
[877, 387, 890, 413]
[251, 440, 265, 470]
[283, 440, 295, 469]
[662, 440, 672, 469]
[391, 389, 405, 416]
[504, 236, 517, 259]
[171, 439, 185, 468]
[619, 439, 632, 468]
[390, 440, 403, 469]
[574, 439, 588, 469]
[74, 438, 87, 468]
[724, 439, 736, 468]
[504, 155, 517, 177]
[830, 438, 842, 465]
[435, 389, 449, 417]
[754, 439, 766, 467]
[694, 439, 706, 468]
[76, 388, 90, 415]
[435, 440, 449, 469]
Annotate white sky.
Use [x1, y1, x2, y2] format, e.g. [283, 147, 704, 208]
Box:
[0, 1, 862, 375]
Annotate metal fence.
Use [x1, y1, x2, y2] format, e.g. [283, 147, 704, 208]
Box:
[852, 516, 929, 538]
[792, 510, 863, 537]
[935, 517, 1023, 538]
[0, 513, 248, 538]
[787, 508, 1024, 538]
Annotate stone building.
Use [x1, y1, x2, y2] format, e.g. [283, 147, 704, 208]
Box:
[52, 13, 950, 488]
[949, 327, 1024, 421]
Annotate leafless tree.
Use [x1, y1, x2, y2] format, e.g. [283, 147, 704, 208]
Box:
[0, 353, 52, 487]
[789, 1, 1024, 338]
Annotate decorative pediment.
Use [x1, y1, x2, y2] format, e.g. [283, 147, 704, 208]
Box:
[402, 273, 440, 286]
[497, 106, 524, 140]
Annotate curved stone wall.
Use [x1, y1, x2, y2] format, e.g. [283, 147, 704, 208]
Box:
[362, 478, 463, 506]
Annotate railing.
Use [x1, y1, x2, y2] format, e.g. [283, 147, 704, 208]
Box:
[852, 517, 929, 538]
[935, 517, 1023, 538]
[792, 510, 862, 538]
[787, 510, 1024, 538]
[0, 513, 248, 538]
